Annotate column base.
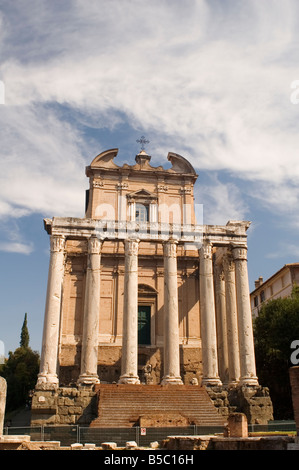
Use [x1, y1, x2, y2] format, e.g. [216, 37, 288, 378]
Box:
[239, 376, 259, 386]
[118, 374, 140, 385]
[36, 373, 59, 390]
[228, 380, 240, 388]
[202, 377, 222, 387]
[77, 373, 100, 386]
[161, 375, 183, 385]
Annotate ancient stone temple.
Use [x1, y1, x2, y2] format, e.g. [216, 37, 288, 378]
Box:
[31, 146, 273, 426]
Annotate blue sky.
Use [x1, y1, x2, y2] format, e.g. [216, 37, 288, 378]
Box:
[1, 0, 299, 354]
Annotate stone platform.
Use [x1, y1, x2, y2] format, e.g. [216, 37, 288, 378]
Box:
[30, 382, 273, 427]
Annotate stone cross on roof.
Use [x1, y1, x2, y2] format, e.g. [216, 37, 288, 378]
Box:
[136, 136, 150, 151]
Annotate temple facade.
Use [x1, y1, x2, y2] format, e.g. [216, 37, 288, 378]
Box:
[36, 146, 259, 390]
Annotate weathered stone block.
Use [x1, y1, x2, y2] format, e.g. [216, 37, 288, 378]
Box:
[64, 397, 75, 406]
[0, 377, 7, 436]
[84, 443, 96, 450]
[101, 442, 117, 449]
[227, 413, 248, 437]
[68, 406, 82, 415]
[71, 443, 83, 450]
[126, 441, 138, 449]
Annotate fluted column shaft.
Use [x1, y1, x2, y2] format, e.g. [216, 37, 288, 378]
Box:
[37, 235, 65, 387]
[232, 245, 258, 386]
[119, 238, 140, 384]
[199, 242, 222, 386]
[223, 252, 240, 386]
[214, 263, 229, 385]
[78, 236, 102, 385]
[161, 239, 183, 385]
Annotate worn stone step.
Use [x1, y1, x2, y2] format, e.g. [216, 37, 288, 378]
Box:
[90, 385, 226, 428]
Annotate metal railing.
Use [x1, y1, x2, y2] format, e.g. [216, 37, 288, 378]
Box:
[3, 425, 223, 447]
[3, 422, 296, 447]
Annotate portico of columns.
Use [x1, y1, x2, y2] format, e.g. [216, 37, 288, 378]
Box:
[37, 218, 258, 390]
[204, 242, 258, 388]
[119, 237, 183, 385]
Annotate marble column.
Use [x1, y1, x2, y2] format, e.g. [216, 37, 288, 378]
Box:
[78, 236, 102, 385]
[232, 245, 259, 386]
[214, 263, 229, 385]
[119, 238, 140, 384]
[223, 252, 240, 386]
[199, 242, 222, 386]
[161, 239, 183, 385]
[37, 235, 65, 388]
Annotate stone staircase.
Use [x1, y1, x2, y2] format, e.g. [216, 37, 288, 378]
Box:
[90, 384, 226, 428]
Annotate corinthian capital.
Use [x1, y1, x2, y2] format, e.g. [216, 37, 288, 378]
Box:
[88, 235, 102, 254]
[223, 251, 235, 272]
[50, 235, 65, 253]
[200, 241, 213, 260]
[164, 239, 178, 258]
[232, 245, 248, 261]
[125, 238, 139, 256]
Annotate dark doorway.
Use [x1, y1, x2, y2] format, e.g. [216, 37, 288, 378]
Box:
[138, 305, 151, 345]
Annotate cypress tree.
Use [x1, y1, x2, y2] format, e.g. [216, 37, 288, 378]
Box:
[20, 312, 30, 349]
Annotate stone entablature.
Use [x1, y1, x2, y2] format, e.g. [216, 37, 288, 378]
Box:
[44, 217, 250, 245]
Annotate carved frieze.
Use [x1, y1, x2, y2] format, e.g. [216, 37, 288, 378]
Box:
[157, 185, 168, 192]
[180, 187, 192, 194]
[117, 182, 128, 190]
[92, 180, 104, 188]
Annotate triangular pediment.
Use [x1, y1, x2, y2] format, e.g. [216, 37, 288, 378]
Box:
[126, 189, 157, 199]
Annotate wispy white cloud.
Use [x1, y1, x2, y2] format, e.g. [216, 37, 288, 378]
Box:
[0, 218, 34, 254]
[0, 0, 299, 235]
[0, 105, 89, 219]
[0, 241, 33, 255]
[195, 174, 249, 225]
[266, 242, 299, 260]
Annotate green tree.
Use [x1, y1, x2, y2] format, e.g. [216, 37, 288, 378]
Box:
[20, 312, 29, 348]
[1, 347, 40, 410]
[254, 285, 299, 419]
[0, 313, 39, 411]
